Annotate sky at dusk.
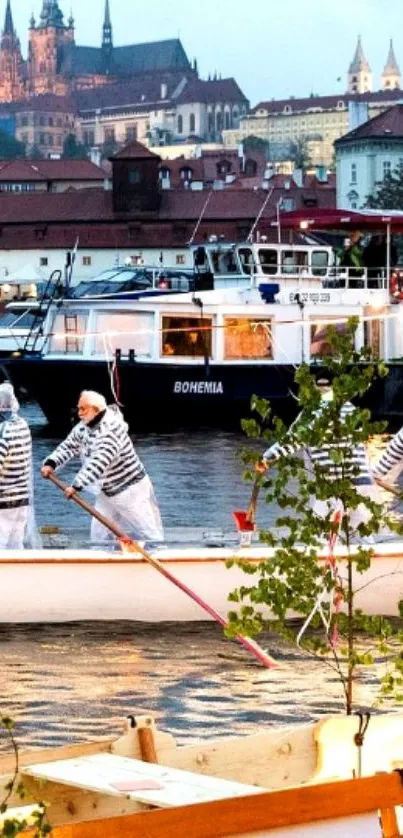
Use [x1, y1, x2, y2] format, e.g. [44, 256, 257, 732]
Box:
[6, 0, 403, 105]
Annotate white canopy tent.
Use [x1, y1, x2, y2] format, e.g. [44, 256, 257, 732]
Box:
[1, 265, 46, 286]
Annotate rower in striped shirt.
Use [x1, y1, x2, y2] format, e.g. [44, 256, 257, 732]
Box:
[259, 379, 382, 535]
[42, 391, 163, 544]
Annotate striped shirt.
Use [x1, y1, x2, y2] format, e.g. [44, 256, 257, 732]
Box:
[45, 407, 146, 497]
[264, 400, 373, 485]
[0, 414, 32, 509]
[374, 426, 403, 479]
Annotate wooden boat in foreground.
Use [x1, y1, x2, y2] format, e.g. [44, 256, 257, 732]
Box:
[1, 538, 403, 623]
[3, 711, 403, 837]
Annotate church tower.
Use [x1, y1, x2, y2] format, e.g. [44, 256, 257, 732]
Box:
[382, 39, 401, 90]
[348, 36, 372, 94]
[0, 0, 25, 102]
[28, 0, 74, 96]
[101, 0, 113, 74]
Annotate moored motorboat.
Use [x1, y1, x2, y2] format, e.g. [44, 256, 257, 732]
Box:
[1, 538, 403, 623]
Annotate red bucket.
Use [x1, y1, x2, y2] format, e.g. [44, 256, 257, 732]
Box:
[233, 511, 256, 532]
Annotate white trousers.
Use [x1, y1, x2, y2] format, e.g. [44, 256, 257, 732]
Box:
[91, 475, 164, 544]
[313, 484, 384, 537]
[0, 506, 28, 549]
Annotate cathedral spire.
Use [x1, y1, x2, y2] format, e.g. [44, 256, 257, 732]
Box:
[348, 36, 372, 94]
[39, 0, 65, 28]
[102, 0, 113, 72]
[3, 0, 15, 36]
[382, 38, 401, 90]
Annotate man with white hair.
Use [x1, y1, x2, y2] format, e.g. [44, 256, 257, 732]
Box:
[41, 390, 164, 544]
[0, 382, 33, 549]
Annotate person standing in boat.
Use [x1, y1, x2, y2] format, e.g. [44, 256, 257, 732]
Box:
[258, 379, 382, 533]
[0, 382, 34, 549]
[41, 391, 164, 544]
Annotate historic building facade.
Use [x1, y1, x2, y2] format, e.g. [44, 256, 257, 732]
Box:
[0, 0, 194, 102]
[224, 38, 403, 168]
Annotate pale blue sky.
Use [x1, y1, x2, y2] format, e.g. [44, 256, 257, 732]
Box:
[6, 0, 403, 105]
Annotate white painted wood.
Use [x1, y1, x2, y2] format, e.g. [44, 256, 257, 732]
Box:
[23, 753, 265, 808]
[0, 540, 402, 622]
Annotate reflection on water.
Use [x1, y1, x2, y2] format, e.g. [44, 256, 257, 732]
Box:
[0, 621, 392, 751]
[0, 404, 401, 752]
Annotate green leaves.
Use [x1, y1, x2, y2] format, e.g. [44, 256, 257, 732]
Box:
[229, 318, 403, 713]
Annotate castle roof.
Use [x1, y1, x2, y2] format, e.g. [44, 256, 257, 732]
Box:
[175, 77, 249, 105]
[335, 103, 403, 144]
[383, 39, 400, 76]
[349, 36, 371, 74]
[60, 38, 192, 78]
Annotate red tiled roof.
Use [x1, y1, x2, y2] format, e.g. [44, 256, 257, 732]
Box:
[252, 88, 403, 115]
[0, 159, 106, 182]
[113, 140, 161, 160]
[176, 78, 249, 105]
[335, 103, 403, 143]
[0, 93, 76, 114]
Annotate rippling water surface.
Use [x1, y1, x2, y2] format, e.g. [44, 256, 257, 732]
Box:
[0, 404, 400, 752]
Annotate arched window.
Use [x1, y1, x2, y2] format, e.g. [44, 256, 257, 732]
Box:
[180, 166, 193, 181]
[177, 114, 183, 134]
[216, 111, 222, 133]
[208, 112, 214, 135]
[189, 113, 196, 134]
[224, 111, 230, 129]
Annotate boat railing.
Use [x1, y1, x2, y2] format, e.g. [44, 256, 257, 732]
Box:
[323, 266, 389, 290]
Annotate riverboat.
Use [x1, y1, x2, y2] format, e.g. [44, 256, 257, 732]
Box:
[1, 236, 399, 428]
[0, 537, 402, 623]
[2, 710, 403, 837]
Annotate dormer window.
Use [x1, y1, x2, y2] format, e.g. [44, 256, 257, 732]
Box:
[283, 105, 292, 114]
[216, 160, 232, 176]
[159, 166, 170, 180]
[180, 167, 193, 181]
[337, 100, 345, 109]
[244, 158, 257, 177]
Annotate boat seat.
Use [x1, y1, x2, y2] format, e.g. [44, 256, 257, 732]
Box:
[22, 752, 266, 809]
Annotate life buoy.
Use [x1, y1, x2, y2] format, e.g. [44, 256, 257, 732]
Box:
[390, 270, 403, 300]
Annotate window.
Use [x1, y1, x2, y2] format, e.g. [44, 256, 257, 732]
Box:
[40, 134, 45, 145]
[92, 312, 153, 356]
[189, 113, 196, 134]
[176, 255, 185, 265]
[244, 159, 257, 177]
[364, 318, 383, 358]
[39, 116, 45, 126]
[57, 118, 62, 127]
[39, 257, 48, 266]
[128, 167, 141, 185]
[281, 250, 308, 275]
[238, 247, 254, 274]
[216, 112, 222, 133]
[280, 197, 296, 211]
[21, 116, 28, 127]
[49, 312, 87, 354]
[311, 250, 329, 276]
[383, 160, 391, 178]
[177, 114, 183, 134]
[310, 318, 348, 358]
[82, 256, 92, 266]
[224, 317, 272, 360]
[224, 111, 230, 130]
[126, 125, 137, 141]
[258, 249, 278, 275]
[180, 167, 193, 181]
[350, 163, 357, 184]
[48, 135, 53, 146]
[104, 128, 115, 142]
[162, 315, 212, 357]
[48, 117, 53, 127]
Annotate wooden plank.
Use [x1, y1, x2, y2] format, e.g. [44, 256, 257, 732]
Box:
[22, 753, 265, 809]
[21, 771, 403, 838]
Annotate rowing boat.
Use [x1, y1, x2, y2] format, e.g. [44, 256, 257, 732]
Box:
[1, 538, 403, 623]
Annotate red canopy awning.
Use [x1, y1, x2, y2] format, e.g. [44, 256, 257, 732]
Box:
[262, 208, 403, 232]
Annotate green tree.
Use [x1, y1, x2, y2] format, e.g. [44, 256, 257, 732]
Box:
[227, 320, 403, 714]
[0, 130, 25, 160]
[101, 137, 118, 159]
[63, 133, 89, 160]
[242, 135, 270, 158]
[0, 716, 51, 837]
[288, 136, 312, 171]
[27, 144, 44, 160]
[365, 163, 403, 210]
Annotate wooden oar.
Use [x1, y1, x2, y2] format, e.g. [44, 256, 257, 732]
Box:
[375, 476, 403, 499]
[45, 472, 278, 670]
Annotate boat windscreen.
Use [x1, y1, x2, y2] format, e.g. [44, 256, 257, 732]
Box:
[0, 311, 36, 328]
[72, 275, 153, 298]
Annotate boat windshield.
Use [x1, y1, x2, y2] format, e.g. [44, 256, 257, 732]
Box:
[0, 311, 37, 328]
[72, 269, 153, 298]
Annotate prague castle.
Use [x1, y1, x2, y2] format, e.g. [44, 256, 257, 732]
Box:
[0, 0, 194, 102]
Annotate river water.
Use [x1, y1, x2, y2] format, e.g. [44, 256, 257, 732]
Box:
[0, 404, 400, 753]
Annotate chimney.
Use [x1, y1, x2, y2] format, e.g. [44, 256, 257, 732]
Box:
[161, 83, 168, 100]
[90, 146, 102, 166]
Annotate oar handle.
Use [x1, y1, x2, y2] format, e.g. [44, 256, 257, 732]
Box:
[46, 472, 127, 541]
